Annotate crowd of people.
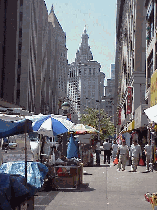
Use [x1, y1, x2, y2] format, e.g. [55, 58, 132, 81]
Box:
[94, 135, 154, 172]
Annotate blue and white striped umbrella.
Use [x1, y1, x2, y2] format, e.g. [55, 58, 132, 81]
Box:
[32, 115, 74, 136]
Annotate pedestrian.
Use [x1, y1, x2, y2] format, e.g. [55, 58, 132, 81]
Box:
[130, 139, 142, 172]
[112, 140, 118, 163]
[95, 138, 100, 166]
[103, 139, 112, 164]
[144, 140, 152, 172]
[50, 145, 61, 161]
[117, 137, 129, 171]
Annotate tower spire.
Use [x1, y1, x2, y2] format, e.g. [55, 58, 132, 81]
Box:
[50, 4, 54, 14]
[84, 25, 87, 34]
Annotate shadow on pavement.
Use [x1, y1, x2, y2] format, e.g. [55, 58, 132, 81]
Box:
[34, 190, 59, 210]
[34, 181, 60, 210]
[92, 164, 110, 167]
[83, 172, 93, 175]
[58, 183, 95, 192]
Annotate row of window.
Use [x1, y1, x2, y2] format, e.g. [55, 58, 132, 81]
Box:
[69, 68, 96, 77]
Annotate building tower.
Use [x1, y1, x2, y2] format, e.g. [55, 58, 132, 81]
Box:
[48, 5, 68, 114]
[67, 27, 102, 123]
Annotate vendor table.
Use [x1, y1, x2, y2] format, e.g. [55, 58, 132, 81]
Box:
[47, 164, 83, 189]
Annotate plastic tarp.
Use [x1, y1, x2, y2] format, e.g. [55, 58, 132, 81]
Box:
[0, 118, 33, 138]
[0, 161, 48, 189]
[67, 134, 78, 159]
[0, 173, 36, 210]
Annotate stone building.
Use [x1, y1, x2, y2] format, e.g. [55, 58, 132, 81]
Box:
[114, 0, 148, 135]
[145, 0, 157, 108]
[0, 1, 67, 114]
[104, 64, 115, 123]
[67, 27, 103, 122]
[48, 5, 68, 113]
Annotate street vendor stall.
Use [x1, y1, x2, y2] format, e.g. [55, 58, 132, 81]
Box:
[69, 124, 99, 167]
[43, 134, 83, 189]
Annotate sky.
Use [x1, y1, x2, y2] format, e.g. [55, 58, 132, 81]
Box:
[44, 0, 117, 80]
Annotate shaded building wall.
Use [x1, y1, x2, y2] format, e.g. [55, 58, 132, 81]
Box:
[0, 0, 19, 104]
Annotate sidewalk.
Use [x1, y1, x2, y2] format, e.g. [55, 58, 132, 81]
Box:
[34, 153, 157, 210]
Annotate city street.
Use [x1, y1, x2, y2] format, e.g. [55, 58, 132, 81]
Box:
[34, 153, 157, 210]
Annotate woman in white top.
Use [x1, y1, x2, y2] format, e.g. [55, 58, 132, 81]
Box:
[112, 140, 118, 162]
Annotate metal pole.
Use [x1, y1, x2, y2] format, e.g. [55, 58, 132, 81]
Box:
[98, 102, 101, 143]
[25, 119, 27, 187]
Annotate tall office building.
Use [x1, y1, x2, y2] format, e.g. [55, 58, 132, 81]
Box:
[104, 64, 115, 123]
[48, 5, 68, 111]
[0, 1, 67, 114]
[67, 27, 103, 122]
[115, 0, 147, 134]
[111, 63, 115, 79]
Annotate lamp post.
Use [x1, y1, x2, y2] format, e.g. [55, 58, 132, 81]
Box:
[61, 101, 70, 156]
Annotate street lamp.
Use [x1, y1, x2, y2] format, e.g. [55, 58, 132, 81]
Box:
[61, 102, 70, 115]
[61, 101, 70, 156]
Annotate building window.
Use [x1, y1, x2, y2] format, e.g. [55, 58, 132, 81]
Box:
[17, 74, 20, 83]
[17, 89, 20, 99]
[147, 51, 153, 88]
[146, 2, 154, 46]
[93, 68, 95, 75]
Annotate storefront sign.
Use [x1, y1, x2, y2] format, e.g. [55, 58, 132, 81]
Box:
[151, 70, 157, 107]
[127, 120, 135, 131]
[127, 86, 133, 114]
[118, 108, 121, 125]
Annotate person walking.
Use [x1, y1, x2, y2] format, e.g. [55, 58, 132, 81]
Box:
[117, 137, 129, 171]
[144, 140, 152, 172]
[112, 140, 118, 163]
[95, 139, 100, 166]
[103, 139, 112, 164]
[130, 140, 142, 172]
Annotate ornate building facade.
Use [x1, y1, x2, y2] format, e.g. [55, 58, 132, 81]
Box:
[67, 27, 103, 122]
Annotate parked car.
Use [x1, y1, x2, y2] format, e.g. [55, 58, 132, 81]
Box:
[8, 142, 17, 149]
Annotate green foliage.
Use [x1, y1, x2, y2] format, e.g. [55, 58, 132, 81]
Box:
[80, 107, 115, 141]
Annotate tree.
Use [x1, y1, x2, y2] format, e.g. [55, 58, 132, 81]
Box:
[80, 107, 115, 141]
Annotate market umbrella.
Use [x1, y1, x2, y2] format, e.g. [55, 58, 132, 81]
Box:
[67, 134, 78, 159]
[32, 115, 74, 136]
[144, 104, 157, 123]
[69, 124, 99, 134]
[0, 161, 48, 189]
[0, 118, 33, 138]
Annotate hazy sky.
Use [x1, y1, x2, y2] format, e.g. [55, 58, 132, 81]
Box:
[44, 0, 117, 79]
